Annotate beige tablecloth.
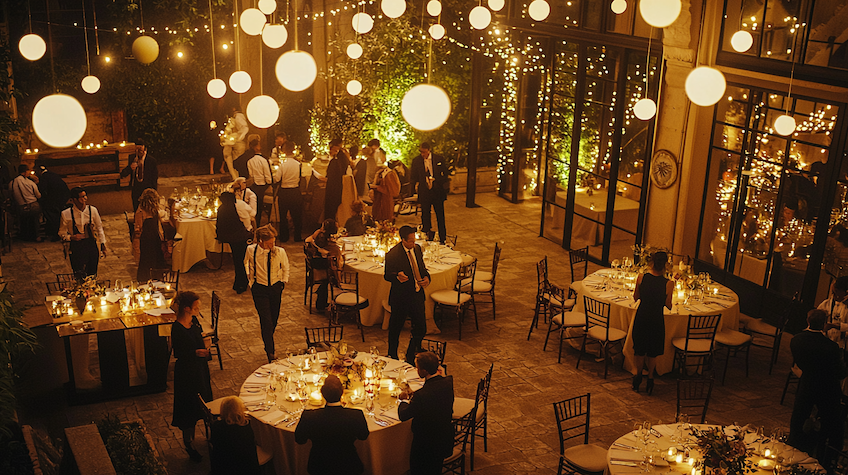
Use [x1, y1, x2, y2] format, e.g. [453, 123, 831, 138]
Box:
[171, 218, 229, 273]
[573, 269, 740, 375]
[554, 190, 640, 245]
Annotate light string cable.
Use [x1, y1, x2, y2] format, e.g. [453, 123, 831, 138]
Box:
[82, 0, 91, 76]
[784, 21, 802, 116]
[139, 0, 145, 33]
[208, 0, 217, 79]
[92, 0, 100, 54]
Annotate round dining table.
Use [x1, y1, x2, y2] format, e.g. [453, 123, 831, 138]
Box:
[240, 354, 424, 475]
[171, 215, 230, 273]
[573, 269, 741, 375]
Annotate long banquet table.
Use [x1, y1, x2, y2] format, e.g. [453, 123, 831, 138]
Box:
[573, 270, 740, 375]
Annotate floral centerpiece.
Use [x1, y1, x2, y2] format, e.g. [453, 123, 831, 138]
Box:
[218, 116, 237, 147]
[692, 427, 754, 475]
[327, 343, 366, 388]
[632, 244, 672, 274]
[373, 220, 399, 248]
[63, 276, 106, 301]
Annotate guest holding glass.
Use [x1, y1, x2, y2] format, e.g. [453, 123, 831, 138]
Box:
[170, 291, 212, 462]
[324, 139, 350, 222]
[216, 190, 254, 294]
[631, 251, 673, 394]
[210, 396, 261, 475]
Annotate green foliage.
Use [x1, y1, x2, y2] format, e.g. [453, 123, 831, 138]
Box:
[0, 41, 23, 174]
[0, 287, 39, 441]
[309, 102, 365, 156]
[97, 414, 166, 475]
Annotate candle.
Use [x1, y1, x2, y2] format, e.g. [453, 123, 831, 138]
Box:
[313, 374, 321, 384]
[677, 290, 686, 300]
[713, 287, 718, 295]
[758, 459, 775, 470]
[165, 283, 172, 291]
[679, 261, 685, 271]
[388, 380, 396, 392]
[763, 448, 771, 457]
[100, 297, 106, 306]
[365, 369, 373, 379]
[309, 390, 323, 405]
[668, 447, 677, 457]
[687, 458, 695, 466]
[675, 454, 683, 464]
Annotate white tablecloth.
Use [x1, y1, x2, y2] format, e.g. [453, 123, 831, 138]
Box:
[573, 269, 740, 375]
[171, 218, 229, 273]
[554, 190, 640, 245]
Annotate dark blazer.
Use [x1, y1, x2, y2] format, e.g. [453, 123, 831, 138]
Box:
[352, 158, 368, 196]
[38, 170, 70, 209]
[384, 242, 430, 306]
[233, 150, 253, 179]
[121, 153, 158, 208]
[398, 375, 455, 459]
[295, 405, 370, 475]
[409, 153, 448, 203]
[209, 420, 261, 475]
[791, 330, 847, 401]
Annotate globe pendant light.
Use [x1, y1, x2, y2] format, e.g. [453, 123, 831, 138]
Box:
[639, 0, 681, 28]
[240, 8, 267, 36]
[633, 98, 657, 120]
[488, 0, 505, 12]
[611, 0, 627, 14]
[402, 84, 451, 131]
[347, 43, 363, 59]
[229, 71, 252, 93]
[275, 50, 317, 91]
[730, 30, 753, 52]
[382, 0, 406, 19]
[19, 34, 46, 61]
[684, 66, 726, 106]
[258, 0, 277, 15]
[132, 35, 159, 64]
[352, 12, 374, 34]
[347, 80, 363, 96]
[33, 94, 87, 148]
[429, 24, 446, 40]
[528, 0, 551, 21]
[246, 95, 280, 128]
[207, 78, 227, 98]
[427, 0, 442, 16]
[469, 6, 492, 30]
[774, 114, 796, 136]
[262, 24, 288, 48]
[81, 75, 101, 94]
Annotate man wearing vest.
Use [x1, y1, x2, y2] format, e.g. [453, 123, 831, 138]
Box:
[245, 225, 290, 363]
[59, 187, 107, 279]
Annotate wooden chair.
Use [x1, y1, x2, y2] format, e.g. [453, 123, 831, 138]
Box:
[444, 234, 458, 248]
[672, 314, 721, 376]
[303, 243, 331, 313]
[46, 281, 71, 295]
[149, 268, 180, 291]
[780, 365, 802, 405]
[442, 404, 474, 475]
[124, 211, 135, 242]
[576, 297, 626, 379]
[56, 273, 78, 285]
[329, 268, 368, 342]
[474, 242, 501, 283]
[461, 243, 500, 319]
[200, 394, 273, 468]
[553, 393, 607, 475]
[469, 364, 493, 470]
[676, 377, 714, 424]
[825, 445, 848, 475]
[421, 338, 447, 373]
[202, 291, 223, 370]
[305, 325, 344, 348]
[714, 327, 752, 384]
[529, 257, 575, 340]
[569, 246, 589, 282]
[543, 284, 586, 363]
[743, 299, 791, 375]
[432, 259, 478, 340]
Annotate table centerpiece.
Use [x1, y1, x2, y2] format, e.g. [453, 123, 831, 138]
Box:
[691, 427, 754, 475]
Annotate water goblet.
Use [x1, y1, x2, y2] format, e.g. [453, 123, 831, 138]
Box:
[365, 394, 375, 416]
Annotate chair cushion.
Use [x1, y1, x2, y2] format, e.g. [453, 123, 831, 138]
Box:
[431, 290, 472, 305]
[207, 397, 227, 415]
[475, 270, 494, 282]
[198, 315, 215, 336]
[335, 293, 368, 307]
[404, 195, 419, 203]
[671, 337, 713, 353]
[443, 445, 464, 463]
[543, 293, 565, 307]
[715, 329, 752, 347]
[746, 319, 777, 336]
[563, 444, 608, 473]
[562, 298, 576, 309]
[461, 280, 492, 293]
[452, 397, 475, 419]
[587, 326, 626, 342]
[553, 311, 586, 328]
[738, 313, 757, 327]
[461, 254, 475, 265]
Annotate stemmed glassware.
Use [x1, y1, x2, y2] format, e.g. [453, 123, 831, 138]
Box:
[365, 394, 376, 416]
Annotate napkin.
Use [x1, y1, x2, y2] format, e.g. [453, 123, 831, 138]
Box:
[145, 308, 176, 317]
[258, 409, 286, 424]
[381, 405, 400, 421]
[105, 291, 128, 303]
[45, 295, 65, 302]
[654, 425, 675, 438]
[608, 449, 643, 461]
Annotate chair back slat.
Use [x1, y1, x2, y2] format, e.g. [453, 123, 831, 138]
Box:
[455, 260, 477, 297]
[676, 378, 714, 423]
[537, 257, 549, 294]
[684, 314, 721, 352]
[211, 291, 221, 333]
[421, 338, 447, 364]
[569, 247, 589, 281]
[491, 243, 502, 280]
[553, 393, 592, 453]
[445, 235, 458, 249]
[149, 268, 180, 291]
[305, 325, 344, 348]
[583, 296, 611, 339]
[56, 273, 78, 285]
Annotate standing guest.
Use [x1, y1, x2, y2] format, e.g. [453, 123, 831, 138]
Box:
[222, 105, 249, 179]
[275, 141, 304, 242]
[788, 309, 848, 461]
[216, 191, 253, 294]
[37, 166, 70, 242]
[133, 189, 168, 281]
[821, 276, 848, 361]
[409, 142, 448, 243]
[350, 145, 368, 199]
[295, 375, 369, 475]
[208, 119, 222, 175]
[232, 177, 258, 225]
[245, 225, 290, 363]
[270, 131, 289, 158]
[344, 201, 374, 237]
[8, 164, 42, 242]
[248, 139, 274, 225]
[210, 396, 261, 475]
[370, 165, 400, 222]
[59, 187, 107, 279]
[120, 139, 158, 211]
[305, 219, 343, 314]
[630, 251, 673, 394]
[365, 139, 385, 186]
[398, 351, 454, 475]
[384, 225, 430, 363]
[324, 139, 350, 222]
[234, 135, 260, 180]
[170, 291, 212, 462]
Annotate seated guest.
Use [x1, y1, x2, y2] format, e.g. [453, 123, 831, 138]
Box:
[305, 219, 344, 314]
[295, 375, 369, 475]
[343, 201, 374, 236]
[210, 396, 261, 475]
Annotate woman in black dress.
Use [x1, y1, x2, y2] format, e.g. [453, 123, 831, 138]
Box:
[210, 396, 260, 475]
[171, 291, 212, 461]
[134, 188, 168, 281]
[631, 251, 673, 394]
[324, 138, 351, 222]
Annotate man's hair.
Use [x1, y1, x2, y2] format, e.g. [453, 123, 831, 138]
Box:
[399, 225, 416, 241]
[255, 224, 277, 243]
[807, 309, 828, 330]
[329, 138, 343, 148]
[249, 138, 260, 149]
[651, 252, 668, 272]
[350, 200, 365, 215]
[368, 139, 380, 147]
[321, 375, 344, 403]
[419, 142, 431, 150]
[135, 138, 146, 147]
[69, 187, 86, 199]
[282, 141, 295, 154]
[835, 276, 848, 292]
[275, 131, 287, 140]
[415, 351, 440, 375]
[17, 164, 29, 174]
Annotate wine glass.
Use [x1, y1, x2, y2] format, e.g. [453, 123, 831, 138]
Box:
[370, 346, 379, 361]
[365, 394, 375, 416]
[307, 346, 318, 367]
[296, 380, 308, 413]
[641, 440, 659, 473]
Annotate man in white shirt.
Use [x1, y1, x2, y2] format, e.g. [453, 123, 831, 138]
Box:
[247, 142, 274, 226]
[231, 177, 257, 226]
[821, 276, 848, 353]
[274, 141, 304, 242]
[9, 164, 43, 242]
[245, 225, 290, 363]
[223, 106, 249, 179]
[59, 187, 107, 278]
[366, 139, 385, 186]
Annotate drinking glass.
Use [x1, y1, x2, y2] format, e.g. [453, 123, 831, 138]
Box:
[308, 346, 318, 367]
[641, 440, 659, 473]
[365, 394, 375, 416]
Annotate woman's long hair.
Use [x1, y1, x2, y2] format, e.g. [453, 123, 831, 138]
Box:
[138, 188, 160, 216]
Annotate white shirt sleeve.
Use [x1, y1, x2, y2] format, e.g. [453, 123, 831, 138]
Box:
[235, 200, 254, 231]
[278, 248, 290, 283]
[245, 189, 258, 217]
[91, 207, 106, 245]
[59, 208, 73, 240]
[244, 244, 256, 285]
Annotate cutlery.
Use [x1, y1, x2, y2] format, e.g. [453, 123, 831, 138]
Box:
[609, 460, 639, 467]
[650, 428, 662, 438]
[613, 442, 640, 450]
[286, 418, 300, 428]
[273, 416, 290, 426]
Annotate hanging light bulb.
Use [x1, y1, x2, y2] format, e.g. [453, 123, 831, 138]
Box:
[258, 0, 277, 15]
[685, 66, 726, 106]
[240, 8, 267, 36]
[262, 24, 288, 48]
[33, 94, 88, 148]
[429, 24, 446, 40]
[633, 98, 657, 120]
[382, 0, 406, 18]
[730, 30, 754, 52]
[19, 34, 46, 61]
[611, 0, 627, 14]
[246, 95, 280, 128]
[352, 12, 374, 34]
[469, 6, 492, 30]
[528, 0, 551, 21]
[132, 36, 159, 64]
[488, 0, 505, 12]
[347, 43, 363, 59]
[81, 75, 101, 94]
[207, 78, 227, 98]
[347, 80, 363, 96]
[427, 0, 442, 16]
[402, 84, 451, 131]
[229, 71, 252, 93]
[639, 0, 681, 28]
[774, 114, 796, 136]
[275, 50, 317, 91]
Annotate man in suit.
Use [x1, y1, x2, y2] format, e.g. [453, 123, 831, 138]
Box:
[384, 225, 430, 363]
[398, 351, 454, 475]
[37, 166, 69, 242]
[295, 375, 369, 475]
[120, 139, 158, 211]
[409, 142, 448, 243]
[234, 135, 260, 180]
[788, 309, 848, 461]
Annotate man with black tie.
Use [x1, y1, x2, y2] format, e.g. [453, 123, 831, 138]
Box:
[245, 225, 290, 363]
[409, 142, 448, 243]
[121, 139, 158, 211]
[295, 375, 369, 475]
[398, 351, 454, 475]
[384, 225, 430, 363]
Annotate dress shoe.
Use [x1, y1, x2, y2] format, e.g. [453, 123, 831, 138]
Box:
[632, 374, 643, 392]
[646, 378, 655, 395]
[186, 446, 202, 462]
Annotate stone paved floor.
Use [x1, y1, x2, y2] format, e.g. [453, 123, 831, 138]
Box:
[9, 185, 796, 475]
